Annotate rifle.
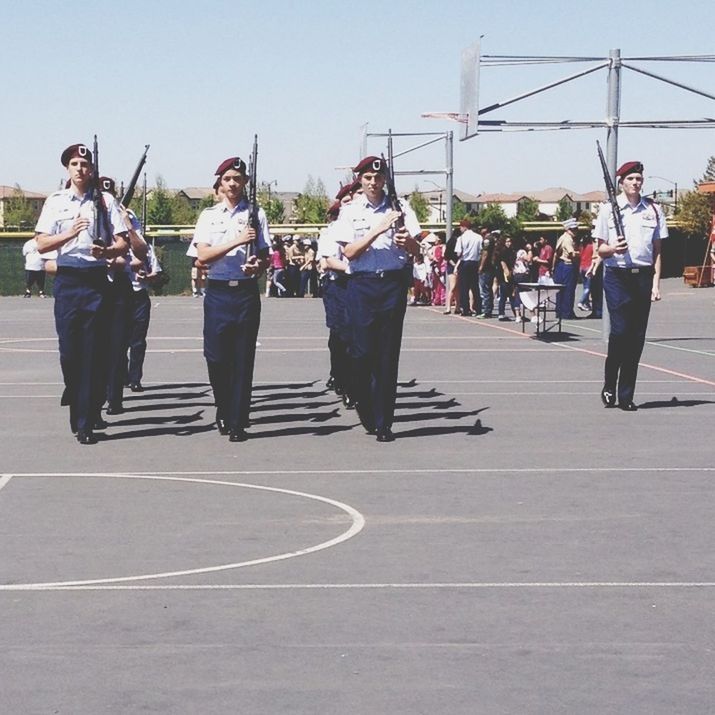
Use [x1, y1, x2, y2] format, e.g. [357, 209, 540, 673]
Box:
[121, 144, 150, 208]
[246, 134, 259, 259]
[596, 140, 625, 239]
[380, 155, 405, 230]
[91, 134, 110, 246]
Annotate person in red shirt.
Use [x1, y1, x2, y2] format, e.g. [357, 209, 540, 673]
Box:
[532, 235, 554, 279]
[577, 235, 595, 311]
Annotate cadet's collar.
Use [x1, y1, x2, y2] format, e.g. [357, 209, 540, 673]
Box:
[221, 196, 248, 214]
[362, 192, 388, 210]
[617, 193, 645, 210]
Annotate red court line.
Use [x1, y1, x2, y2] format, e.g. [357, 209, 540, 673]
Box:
[427, 307, 715, 388]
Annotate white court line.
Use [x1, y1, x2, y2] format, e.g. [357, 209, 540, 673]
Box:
[0, 474, 12, 492]
[0, 474, 365, 590]
[5, 581, 715, 592]
[7, 467, 714, 478]
[0, 347, 559, 354]
[2, 391, 713, 399]
[0, 379, 692, 385]
[554, 321, 715, 358]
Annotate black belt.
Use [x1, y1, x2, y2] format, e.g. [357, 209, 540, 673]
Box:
[57, 265, 107, 276]
[351, 269, 403, 280]
[608, 266, 653, 274]
[207, 278, 256, 289]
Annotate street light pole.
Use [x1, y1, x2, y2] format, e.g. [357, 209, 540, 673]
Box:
[648, 175, 678, 212]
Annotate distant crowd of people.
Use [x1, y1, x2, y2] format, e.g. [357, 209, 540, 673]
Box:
[258, 219, 603, 322]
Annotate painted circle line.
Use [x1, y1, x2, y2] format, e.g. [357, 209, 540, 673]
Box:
[0, 473, 365, 591]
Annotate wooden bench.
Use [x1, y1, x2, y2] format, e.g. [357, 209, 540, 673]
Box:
[683, 265, 714, 288]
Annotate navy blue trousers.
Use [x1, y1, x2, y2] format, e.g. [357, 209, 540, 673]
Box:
[346, 271, 407, 432]
[53, 266, 109, 432]
[203, 280, 261, 430]
[105, 273, 134, 406]
[322, 276, 351, 393]
[126, 289, 151, 385]
[603, 266, 654, 404]
[554, 261, 578, 319]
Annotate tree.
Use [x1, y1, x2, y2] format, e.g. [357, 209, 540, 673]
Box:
[294, 176, 329, 223]
[698, 156, 715, 183]
[555, 197, 574, 222]
[198, 194, 215, 211]
[476, 203, 520, 236]
[408, 188, 430, 223]
[258, 188, 285, 223]
[4, 185, 36, 228]
[676, 189, 711, 238]
[451, 200, 468, 223]
[170, 193, 197, 225]
[516, 197, 539, 221]
[146, 176, 173, 225]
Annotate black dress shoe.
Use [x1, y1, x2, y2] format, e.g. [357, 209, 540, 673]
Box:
[228, 428, 248, 442]
[619, 401, 638, 412]
[376, 428, 395, 443]
[93, 418, 109, 430]
[216, 418, 230, 436]
[106, 403, 123, 415]
[326, 377, 335, 390]
[334, 384, 344, 396]
[600, 387, 616, 408]
[129, 383, 144, 393]
[76, 430, 98, 445]
[342, 394, 356, 410]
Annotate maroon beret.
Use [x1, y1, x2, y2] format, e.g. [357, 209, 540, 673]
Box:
[335, 183, 353, 201]
[61, 143, 92, 167]
[99, 176, 116, 195]
[616, 161, 644, 179]
[215, 157, 247, 176]
[459, 219, 472, 229]
[353, 155, 387, 175]
[326, 201, 341, 219]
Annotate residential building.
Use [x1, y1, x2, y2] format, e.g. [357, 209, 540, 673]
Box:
[0, 186, 47, 228]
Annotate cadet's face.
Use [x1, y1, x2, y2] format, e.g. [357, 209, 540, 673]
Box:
[620, 173, 643, 199]
[221, 170, 248, 202]
[68, 157, 92, 189]
[360, 171, 385, 201]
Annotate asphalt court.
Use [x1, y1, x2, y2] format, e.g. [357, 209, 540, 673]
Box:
[1, 279, 714, 713]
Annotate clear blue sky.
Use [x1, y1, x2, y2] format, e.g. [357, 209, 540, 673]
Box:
[3, 0, 714, 200]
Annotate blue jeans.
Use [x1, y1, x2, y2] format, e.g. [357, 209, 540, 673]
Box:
[479, 270, 494, 316]
[579, 269, 591, 307]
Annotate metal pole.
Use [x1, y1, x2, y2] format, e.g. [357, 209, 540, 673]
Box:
[603, 48, 621, 341]
[445, 131, 454, 236]
[606, 49, 621, 184]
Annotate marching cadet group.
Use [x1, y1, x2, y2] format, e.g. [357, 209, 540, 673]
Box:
[33, 143, 666, 445]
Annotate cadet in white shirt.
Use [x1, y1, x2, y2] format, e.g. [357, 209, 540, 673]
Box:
[331, 155, 421, 442]
[35, 143, 129, 444]
[194, 156, 270, 442]
[594, 160, 667, 411]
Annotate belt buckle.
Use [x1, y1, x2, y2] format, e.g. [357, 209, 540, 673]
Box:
[630, 268, 639, 274]
[228, 280, 239, 287]
[376, 270, 385, 279]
